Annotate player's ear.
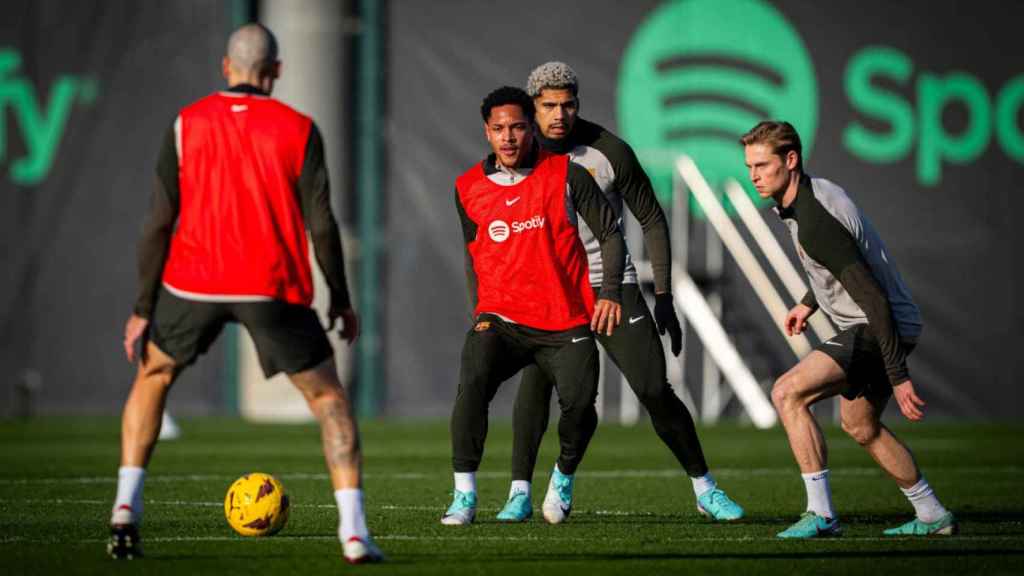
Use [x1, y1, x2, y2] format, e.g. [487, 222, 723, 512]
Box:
[785, 150, 800, 171]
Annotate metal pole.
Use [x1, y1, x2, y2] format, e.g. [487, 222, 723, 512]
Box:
[673, 272, 776, 428]
[355, 0, 382, 418]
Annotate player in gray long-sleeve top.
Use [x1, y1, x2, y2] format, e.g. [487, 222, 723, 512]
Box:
[741, 121, 956, 539]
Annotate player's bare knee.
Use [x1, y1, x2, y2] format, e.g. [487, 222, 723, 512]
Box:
[289, 364, 345, 403]
[139, 359, 177, 391]
[841, 416, 880, 446]
[309, 387, 352, 419]
[771, 375, 795, 412]
[772, 372, 813, 413]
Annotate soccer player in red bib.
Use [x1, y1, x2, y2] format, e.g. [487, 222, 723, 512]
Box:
[442, 87, 625, 525]
[107, 23, 381, 564]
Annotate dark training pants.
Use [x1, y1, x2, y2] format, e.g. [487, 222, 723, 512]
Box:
[511, 284, 709, 480]
[450, 314, 599, 475]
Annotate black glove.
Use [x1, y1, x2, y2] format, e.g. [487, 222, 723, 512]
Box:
[654, 293, 683, 357]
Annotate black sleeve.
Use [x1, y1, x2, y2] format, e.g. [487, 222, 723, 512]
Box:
[801, 215, 908, 386]
[133, 125, 179, 318]
[614, 142, 672, 294]
[298, 123, 351, 312]
[454, 187, 479, 312]
[800, 290, 819, 311]
[568, 162, 625, 303]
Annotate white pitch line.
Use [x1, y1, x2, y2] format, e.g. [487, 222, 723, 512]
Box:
[0, 499, 661, 515]
[1, 466, 1020, 485]
[0, 534, 1020, 546]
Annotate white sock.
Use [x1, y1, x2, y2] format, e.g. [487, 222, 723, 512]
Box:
[334, 488, 369, 542]
[690, 472, 717, 498]
[510, 480, 531, 499]
[801, 469, 835, 519]
[454, 472, 476, 494]
[111, 466, 145, 525]
[900, 476, 948, 523]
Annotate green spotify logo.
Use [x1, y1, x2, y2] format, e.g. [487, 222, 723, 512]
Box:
[618, 0, 816, 208]
[0, 49, 98, 186]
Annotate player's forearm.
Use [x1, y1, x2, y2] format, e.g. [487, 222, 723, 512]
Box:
[133, 177, 176, 318]
[310, 225, 352, 312]
[642, 220, 671, 294]
[595, 230, 625, 302]
[622, 179, 672, 293]
[839, 263, 908, 385]
[303, 186, 352, 311]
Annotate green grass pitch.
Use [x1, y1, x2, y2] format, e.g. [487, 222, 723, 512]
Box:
[1, 417, 1022, 574]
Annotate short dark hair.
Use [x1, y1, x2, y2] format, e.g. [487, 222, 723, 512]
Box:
[480, 86, 535, 123]
[740, 121, 803, 170]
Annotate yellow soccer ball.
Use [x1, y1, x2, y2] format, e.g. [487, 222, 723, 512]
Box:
[224, 473, 290, 537]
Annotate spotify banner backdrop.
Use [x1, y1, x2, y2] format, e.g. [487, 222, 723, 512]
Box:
[0, 2, 230, 415]
[385, 0, 1024, 420]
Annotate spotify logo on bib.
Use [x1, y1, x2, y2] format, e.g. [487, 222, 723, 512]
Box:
[488, 220, 510, 242]
[618, 0, 818, 211]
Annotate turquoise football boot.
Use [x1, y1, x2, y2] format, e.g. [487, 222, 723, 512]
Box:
[440, 490, 477, 525]
[777, 511, 842, 538]
[541, 467, 574, 524]
[496, 490, 533, 522]
[883, 512, 958, 536]
[696, 488, 745, 521]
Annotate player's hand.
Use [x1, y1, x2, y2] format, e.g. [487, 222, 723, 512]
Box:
[893, 379, 925, 421]
[784, 303, 814, 336]
[123, 314, 149, 363]
[591, 298, 621, 336]
[327, 307, 360, 345]
[654, 292, 683, 357]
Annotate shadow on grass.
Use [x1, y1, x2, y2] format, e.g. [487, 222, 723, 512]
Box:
[562, 509, 1024, 526]
[397, 548, 1024, 563]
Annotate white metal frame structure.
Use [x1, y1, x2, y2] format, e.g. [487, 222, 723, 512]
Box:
[677, 156, 814, 360]
[724, 178, 835, 343]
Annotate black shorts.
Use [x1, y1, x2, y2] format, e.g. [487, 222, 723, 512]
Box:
[816, 324, 916, 401]
[149, 287, 332, 377]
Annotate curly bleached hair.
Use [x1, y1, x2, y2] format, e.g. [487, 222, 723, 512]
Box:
[526, 61, 579, 97]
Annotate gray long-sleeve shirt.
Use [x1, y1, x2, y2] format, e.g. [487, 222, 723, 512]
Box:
[538, 118, 672, 294]
[777, 175, 922, 385]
